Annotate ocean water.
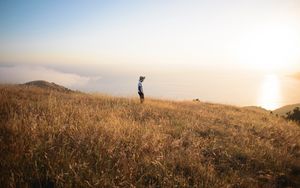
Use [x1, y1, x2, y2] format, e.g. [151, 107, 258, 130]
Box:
[82, 72, 300, 110]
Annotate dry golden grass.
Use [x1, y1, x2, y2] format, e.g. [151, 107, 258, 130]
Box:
[1, 85, 300, 187]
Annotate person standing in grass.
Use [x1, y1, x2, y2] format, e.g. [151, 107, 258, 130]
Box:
[138, 76, 145, 103]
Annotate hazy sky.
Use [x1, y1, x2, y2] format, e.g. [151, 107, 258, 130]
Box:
[1, 0, 300, 72]
[0, 0, 300, 108]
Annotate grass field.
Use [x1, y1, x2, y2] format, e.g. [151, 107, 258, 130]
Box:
[1, 85, 300, 187]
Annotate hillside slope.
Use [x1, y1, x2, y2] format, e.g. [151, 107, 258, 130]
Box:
[1, 85, 300, 187]
[273, 103, 300, 117]
[23, 80, 73, 93]
[243, 106, 269, 113]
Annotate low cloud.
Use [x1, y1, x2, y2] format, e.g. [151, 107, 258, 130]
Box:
[0, 65, 101, 89]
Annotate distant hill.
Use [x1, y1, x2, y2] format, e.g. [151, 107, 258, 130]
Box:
[22, 80, 72, 93]
[273, 103, 300, 117]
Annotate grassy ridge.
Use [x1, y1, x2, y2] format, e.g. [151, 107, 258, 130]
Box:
[1, 85, 300, 187]
[273, 103, 300, 117]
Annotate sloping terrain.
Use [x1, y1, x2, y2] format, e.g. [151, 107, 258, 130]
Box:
[243, 106, 269, 113]
[23, 80, 73, 93]
[273, 103, 300, 117]
[0, 85, 300, 187]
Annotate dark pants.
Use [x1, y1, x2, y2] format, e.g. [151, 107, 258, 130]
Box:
[138, 92, 144, 99]
[138, 92, 144, 103]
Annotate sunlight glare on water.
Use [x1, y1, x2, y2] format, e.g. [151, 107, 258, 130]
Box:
[258, 74, 281, 110]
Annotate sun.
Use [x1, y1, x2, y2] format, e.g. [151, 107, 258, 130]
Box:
[236, 24, 298, 72]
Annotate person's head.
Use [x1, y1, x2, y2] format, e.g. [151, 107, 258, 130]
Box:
[139, 76, 145, 82]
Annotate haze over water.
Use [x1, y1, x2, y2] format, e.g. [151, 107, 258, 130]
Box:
[82, 71, 300, 110]
[2, 65, 300, 110]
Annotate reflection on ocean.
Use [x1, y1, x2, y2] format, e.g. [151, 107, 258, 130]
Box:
[81, 71, 300, 110]
[258, 74, 281, 110]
